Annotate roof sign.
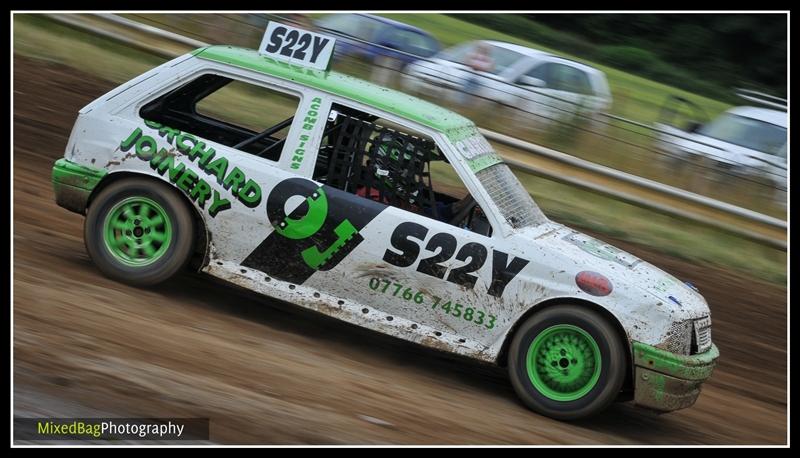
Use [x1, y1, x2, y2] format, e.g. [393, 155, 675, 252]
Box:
[258, 22, 336, 71]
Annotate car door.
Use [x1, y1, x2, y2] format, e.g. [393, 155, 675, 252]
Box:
[517, 62, 598, 120]
[359, 208, 501, 340]
[513, 62, 568, 122]
[549, 63, 607, 114]
[285, 102, 513, 342]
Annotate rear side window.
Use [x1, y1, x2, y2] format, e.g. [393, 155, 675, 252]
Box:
[195, 80, 297, 135]
[140, 74, 300, 162]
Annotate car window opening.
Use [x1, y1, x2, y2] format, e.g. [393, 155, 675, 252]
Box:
[313, 104, 492, 236]
[140, 74, 300, 162]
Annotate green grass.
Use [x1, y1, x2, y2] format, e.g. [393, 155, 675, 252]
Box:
[12, 14, 786, 285]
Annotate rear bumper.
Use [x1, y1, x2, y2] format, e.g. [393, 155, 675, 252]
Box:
[52, 158, 107, 214]
[632, 341, 719, 412]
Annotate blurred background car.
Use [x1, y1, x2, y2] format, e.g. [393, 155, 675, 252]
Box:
[314, 13, 442, 65]
[655, 94, 787, 198]
[401, 40, 612, 121]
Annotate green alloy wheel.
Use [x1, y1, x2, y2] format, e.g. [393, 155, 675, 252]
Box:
[526, 324, 602, 401]
[85, 177, 195, 286]
[508, 305, 627, 420]
[103, 197, 172, 266]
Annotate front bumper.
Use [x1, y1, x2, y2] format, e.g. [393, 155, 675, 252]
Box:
[52, 158, 107, 214]
[632, 341, 719, 412]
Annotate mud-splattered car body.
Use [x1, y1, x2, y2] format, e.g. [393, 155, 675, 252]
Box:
[52, 41, 717, 414]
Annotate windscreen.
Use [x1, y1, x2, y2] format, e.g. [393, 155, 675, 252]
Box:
[454, 133, 548, 228]
[698, 114, 787, 156]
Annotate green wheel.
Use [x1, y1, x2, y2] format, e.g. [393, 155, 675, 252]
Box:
[526, 324, 602, 402]
[508, 305, 627, 420]
[102, 196, 173, 267]
[85, 177, 195, 286]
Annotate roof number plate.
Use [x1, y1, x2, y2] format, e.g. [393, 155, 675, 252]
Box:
[259, 22, 336, 71]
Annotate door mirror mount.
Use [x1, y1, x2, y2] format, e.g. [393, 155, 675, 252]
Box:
[685, 121, 703, 133]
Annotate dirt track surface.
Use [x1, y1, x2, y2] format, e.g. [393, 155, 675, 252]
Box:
[13, 55, 787, 445]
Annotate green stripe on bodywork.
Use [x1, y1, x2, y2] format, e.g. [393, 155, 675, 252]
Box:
[467, 153, 503, 173]
[193, 46, 474, 136]
[52, 158, 107, 190]
[633, 341, 719, 381]
[446, 125, 482, 143]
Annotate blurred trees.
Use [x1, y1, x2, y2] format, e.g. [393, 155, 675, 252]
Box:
[454, 14, 787, 102]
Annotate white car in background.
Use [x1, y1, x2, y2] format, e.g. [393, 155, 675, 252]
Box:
[656, 105, 788, 192]
[402, 40, 612, 121]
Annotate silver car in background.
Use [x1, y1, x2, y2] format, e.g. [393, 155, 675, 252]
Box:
[402, 40, 612, 122]
[656, 106, 787, 194]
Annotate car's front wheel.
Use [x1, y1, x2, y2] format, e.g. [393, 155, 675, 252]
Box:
[84, 177, 195, 286]
[508, 305, 627, 420]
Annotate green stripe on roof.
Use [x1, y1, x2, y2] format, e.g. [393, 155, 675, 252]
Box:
[193, 46, 474, 135]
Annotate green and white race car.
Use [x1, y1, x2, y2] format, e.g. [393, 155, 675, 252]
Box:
[51, 22, 718, 420]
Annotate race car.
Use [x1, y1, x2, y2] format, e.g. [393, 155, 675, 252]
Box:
[51, 22, 718, 421]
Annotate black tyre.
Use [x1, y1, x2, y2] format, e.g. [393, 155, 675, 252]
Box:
[508, 305, 627, 420]
[84, 177, 195, 286]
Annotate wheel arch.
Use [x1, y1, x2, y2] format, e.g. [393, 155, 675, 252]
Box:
[87, 171, 210, 272]
[496, 297, 635, 395]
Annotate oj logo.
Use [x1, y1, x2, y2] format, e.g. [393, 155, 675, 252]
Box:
[267, 182, 357, 269]
[242, 178, 386, 284]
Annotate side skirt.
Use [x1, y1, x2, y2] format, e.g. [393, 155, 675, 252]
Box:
[202, 257, 498, 364]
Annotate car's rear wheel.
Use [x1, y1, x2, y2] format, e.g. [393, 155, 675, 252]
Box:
[508, 305, 627, 420]
[84, 177, 195, 286]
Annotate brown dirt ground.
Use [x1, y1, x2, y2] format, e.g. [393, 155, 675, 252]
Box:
[13, 55, 787, 445]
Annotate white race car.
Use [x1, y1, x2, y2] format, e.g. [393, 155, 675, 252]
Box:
[51, 23, 717, 420]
